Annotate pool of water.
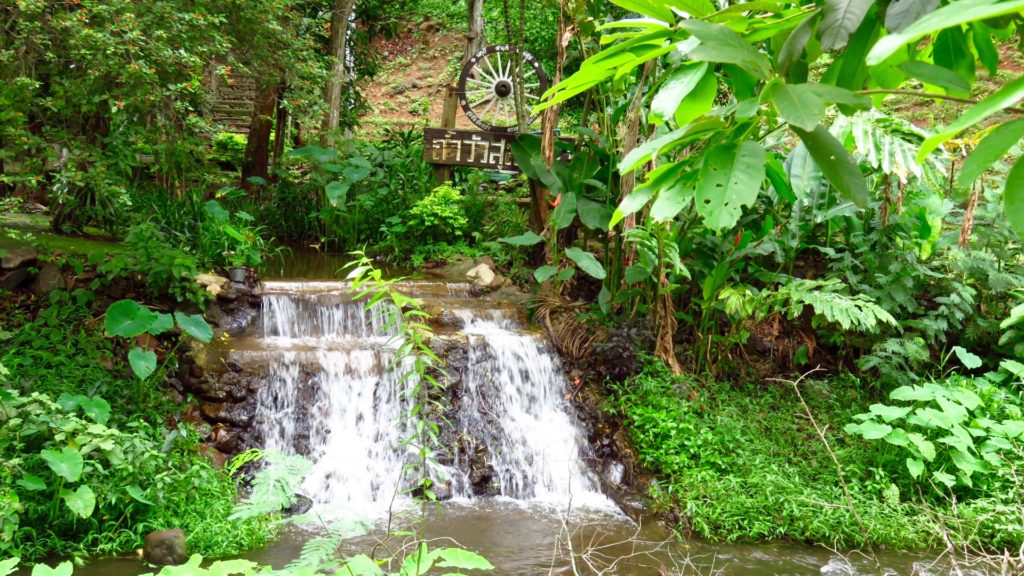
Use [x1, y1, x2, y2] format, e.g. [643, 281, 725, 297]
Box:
[42, 501, 984, 576]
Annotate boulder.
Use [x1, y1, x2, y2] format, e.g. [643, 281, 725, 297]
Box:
[0, 245, 37, 270]
[31, 263, 64, 293]
[143, 529, 187, 566]
[0, 268, 28, 291]
[465, 263, 495, 287]
[200, 401, 255, 428]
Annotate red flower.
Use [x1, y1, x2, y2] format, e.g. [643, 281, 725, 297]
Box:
[733, 231, 743, 247]
[549, 193, 562, 208]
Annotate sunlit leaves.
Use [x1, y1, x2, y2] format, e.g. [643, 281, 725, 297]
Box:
[681, 20, 772, 80]
[958, 119, 1024, 187]
[867, 0, 1024, 65]
[917, 75, 1024, 162]
[650, 62, 708, 125]
[695, 141, 766, 231]
[41, 447, 83, 483]
[61, 485, 96, 519]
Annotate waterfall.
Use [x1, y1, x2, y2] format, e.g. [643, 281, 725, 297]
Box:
[247, 281, 614, 517]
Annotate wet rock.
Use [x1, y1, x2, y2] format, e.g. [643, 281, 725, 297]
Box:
[227, 360, 244, 373]
[601, 460, 626, 488]
[466, 263, 495, 287]
[283, 494, 313, 516]
[31, 263, 64, 293]
[0, 268, 28, 291]
[200, 402, 255, 428]
[143, 529, 187, 566]
[210, 426, 242, 453]
[198, 444, 229, 469]
[0, 245, 38, 270]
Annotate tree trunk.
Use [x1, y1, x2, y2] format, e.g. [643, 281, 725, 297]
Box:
[321, 0, 356, 147]
[272, 83, 288, 168]
[241, 80, 278, 190]
[464, 0, 486, 62]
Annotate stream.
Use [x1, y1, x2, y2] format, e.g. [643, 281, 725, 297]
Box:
[54, 254, 996, 575]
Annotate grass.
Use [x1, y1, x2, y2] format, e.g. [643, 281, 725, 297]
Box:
[608, 360, 945, 549]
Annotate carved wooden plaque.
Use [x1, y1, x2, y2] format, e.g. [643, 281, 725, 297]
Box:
[423, 127, 518, 172]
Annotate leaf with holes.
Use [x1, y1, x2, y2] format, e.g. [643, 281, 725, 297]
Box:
[695, 141, 766, 231]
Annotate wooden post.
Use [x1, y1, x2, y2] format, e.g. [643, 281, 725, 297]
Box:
[433, 85, 459, 185]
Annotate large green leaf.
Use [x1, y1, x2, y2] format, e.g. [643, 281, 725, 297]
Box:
[497, 231, 544, 246]
[933, 27, 975, 86]
[61, 485, 96, 519]
[1006, 155, 1024, 239]
[609, 187, 655, 229]
[897, 60, 970, 94]
[174, 312, 214, 343]
[552, 192, 577, 230]
[885, 0, 940, 32]
[778, 11, 819, 75]
[434, 548, 495, 570]
[128, 347, 158, 381]
[564, 248, 607, 280]
[40, 447, 83, 483]
[325, 181, 350, 208]
[30, 562, 73, 576]
[918, 75, 1024, 162]
[650, 174, 695, 222]
[16, 473, 47, 492]
[958, 119, 1024, 187]
[534, 265, 559, 283]
[786, 143, 823, 199]
[792, 125, 869, 208]
[845, 420, 893, 439]
[610, 0, 675, 21]
[819, 0, 873, 50]
[681, 20, 772, 80]
[0, 558, 18, 576]
[769, 82, 826, 131]
[651, 62, 708, 125]
[867, 0, 1024, 65]
[695, 141, 766, 231]
[577, 198, 612, 231]
[104, 300, 159, 338]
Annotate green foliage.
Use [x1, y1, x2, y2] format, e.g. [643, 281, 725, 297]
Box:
[609, 360, 934, 548]
[93, 223, 208, 305]
[847, 375, 1024, 491]
[103, 299, 213, 380]
[0, 388, 272, 560]
[407, 184, 469, 242]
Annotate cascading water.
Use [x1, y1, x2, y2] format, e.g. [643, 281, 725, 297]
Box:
[246, 280, 614, 517]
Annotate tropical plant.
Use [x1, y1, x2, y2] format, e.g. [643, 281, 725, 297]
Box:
[103, 299, 213, 380]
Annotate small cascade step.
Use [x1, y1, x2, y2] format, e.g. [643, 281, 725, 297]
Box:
[245, 279, 615, 517]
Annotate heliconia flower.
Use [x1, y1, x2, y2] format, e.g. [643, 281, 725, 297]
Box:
[549, 193, 562, 208]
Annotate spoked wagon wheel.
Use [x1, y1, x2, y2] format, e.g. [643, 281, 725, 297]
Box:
[457, 45, 549, 133]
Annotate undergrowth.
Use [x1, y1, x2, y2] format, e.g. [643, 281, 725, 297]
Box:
[608, 358, 987, 550]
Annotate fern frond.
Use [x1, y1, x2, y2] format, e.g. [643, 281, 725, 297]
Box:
[230, 451, 312, 521]
[770, 277, 898, 333]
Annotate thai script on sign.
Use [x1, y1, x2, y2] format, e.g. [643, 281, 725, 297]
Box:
[423, 128, 518, 172]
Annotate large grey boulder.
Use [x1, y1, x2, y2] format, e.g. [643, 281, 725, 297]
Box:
[0, 245, 37, 270]
[143, 528, 188, 566]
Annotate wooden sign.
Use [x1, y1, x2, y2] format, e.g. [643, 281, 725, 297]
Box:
[424, 127, 519, 173]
